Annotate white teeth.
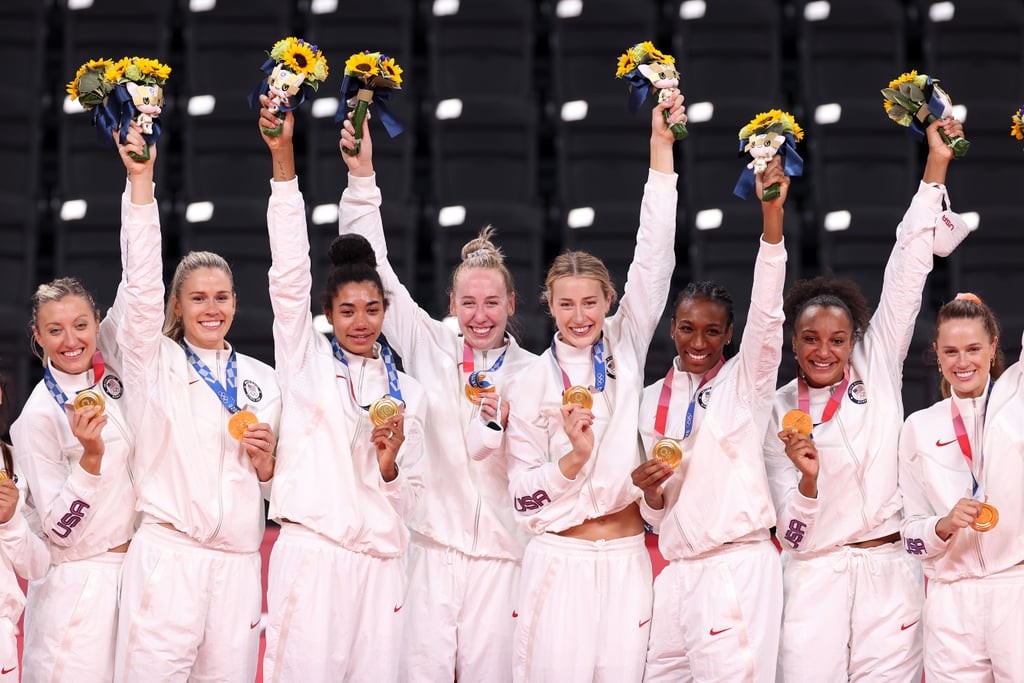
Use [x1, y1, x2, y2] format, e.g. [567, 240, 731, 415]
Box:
[955, 370, 974, 379]
[686, 351, 710, 360]
[812, 361, 832, 368]
[199, 321, 221, 328]
[570, 326, 589, 334]
[471, 327, 491, 334]
[62, 349, 84, 358]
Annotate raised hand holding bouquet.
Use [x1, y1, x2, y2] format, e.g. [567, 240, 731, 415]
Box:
[616, 41, 688, 140]
[249, 36, 329, 136]
[337, 51, 404, 155]
[881, 70, 970, 158]
[67, 56, 171, 160]
[734, 109, 804, 201]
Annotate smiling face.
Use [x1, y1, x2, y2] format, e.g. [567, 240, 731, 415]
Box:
[327, 280, 386, 358]
[33, 295, 101, 375]
[672, 297, 732, 374]
[172, 267, 236, 351]
[549, 276, 612, 349]
[450, 267, 514, 351]
[935, 317, 997, 399]
[792, 304, 855, 388]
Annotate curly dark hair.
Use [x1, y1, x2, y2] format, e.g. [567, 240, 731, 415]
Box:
[783, 275, 872, 340]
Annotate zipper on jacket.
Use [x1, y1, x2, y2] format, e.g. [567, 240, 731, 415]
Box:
[210, 349, 226, 543]
[835, 414, 870, 531]
[470, 348, 489, 553]
[973, 532, 987, 574]
[672, 507, 696, 554]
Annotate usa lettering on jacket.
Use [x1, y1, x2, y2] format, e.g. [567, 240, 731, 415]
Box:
[515, 490, 551, 513]
[52, 499, 90, 538]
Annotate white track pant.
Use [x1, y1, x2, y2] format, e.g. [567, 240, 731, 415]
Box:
[778, 541, 924, 682]
[262, 523, 404, 683]
[114, 523, 262, 683]
[0, 618, 18, 680]
[924, 563, 1024, 682]
[644, 539, 782, 682]
[513, 532, 652, 683]
[22, 552, 123, 683]
[399, 534, 519, 683]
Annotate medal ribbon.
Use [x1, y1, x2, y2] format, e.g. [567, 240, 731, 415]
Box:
[797, 366, 851, 427]
[182, 342, 242, 415]
[654, 357, 725, 438]
[550, 337, 607, 393]
[462, 341, 508, 390]
[331, 338, 404, 407]
[949, 380, 994, 497]
[43, 350, 106, 408]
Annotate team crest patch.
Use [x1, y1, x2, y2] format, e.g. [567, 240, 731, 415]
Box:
[101, 375, 123, 400]
[243, 379, 263, 402]
[847, 380, 867, 405]
[605, 354, 616, 379]
[697, 386, 713, 408]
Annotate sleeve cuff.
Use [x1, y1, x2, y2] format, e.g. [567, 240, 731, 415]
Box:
[269, 175, 301, 196]
[791, 490, 819, 517]
[381, 470, 402, 493]
[639, 497, 666, 530]
[758, 236, 787, 262]
[925, 516, 951, 550]
[647, 168, 679, 185]
[346, 172, 380, 195]
[544, 462, 578, 497]
[71, 463, 103, 494]
[259, 479, 273, 501]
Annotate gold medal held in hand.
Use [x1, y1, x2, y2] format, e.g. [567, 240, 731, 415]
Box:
[653, 438, 683, 468]
[970, 502, 999, 532]
[228, 410, 259, 440]
[369, 396, 401, 426]
[0, 470, 7, 482]
[782, 409, 813, 436]
[562, 385, 593, 410]
[73, 389, 106, 416]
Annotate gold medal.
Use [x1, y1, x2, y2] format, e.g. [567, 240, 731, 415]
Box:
[465, 384, 481, 404]
[562, 385, 593, 410]
[0, 471, 7, 482]
[228, 410, 259, 440]
[73, 389, 106, 416]
[970, 502, 999, 532]
[782, 409, 813, 436]
[653, 438, 683, 468]
[369, 396, 401, 426]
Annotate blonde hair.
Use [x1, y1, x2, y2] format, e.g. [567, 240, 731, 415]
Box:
[29, 277, 100, 365]
[542, 251, 617, 308]
[448, 226, 515, 297]
[163, 251, 233, 342]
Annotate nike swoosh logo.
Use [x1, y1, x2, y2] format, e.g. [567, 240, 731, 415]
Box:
[1, 666, 17, 675]
[250, 618, 261, 630]
[900, 619, 920, 631]
[709, 627, 732, 636]
[936, 438, 957, 447]
[512, 610, 518, 618]
[638, 618, 652, 628]
[394, 604, 403, 613]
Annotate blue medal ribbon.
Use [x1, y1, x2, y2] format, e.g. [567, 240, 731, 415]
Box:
[331, 338, 404, 407]
[550, 337, 607, 394]
[182, 342, 242, 415]
[42, 351, 106, 408]
[464, 341, 509, 390]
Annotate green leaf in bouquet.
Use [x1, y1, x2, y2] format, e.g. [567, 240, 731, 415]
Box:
[913, 74, 929, 90]
[900, 82, 924, 103]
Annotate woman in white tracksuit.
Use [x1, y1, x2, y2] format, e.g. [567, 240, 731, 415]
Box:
[632, 158, 788, 682]
[11, 127, 147, 683]
[338, 114, 536, 679]
[502, 94, 685, 682]
[0, 375, 51, 679]
[765, 117, 968, 681]
[258, 98, 427, 683]
[899, 295, 1024, 681]
[112, 133, 282, 682]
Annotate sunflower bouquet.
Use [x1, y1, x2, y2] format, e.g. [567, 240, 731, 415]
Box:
[337, 51, 405, 155]
[67, 56, 171, 160]
[250, 37, 328, 137]
[733, 109, 804, 201]
[881, 70, 969, 158]
[615, 41, 687, 140]
[1010, 104, 1024, 146]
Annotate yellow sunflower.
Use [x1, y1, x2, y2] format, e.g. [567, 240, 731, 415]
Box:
[615, 51, 636, 77]
[66, 58, 113, 99]
[345, 52, 380, 79]
[789, 117, 805, 141]
[104, 57, 131, 83]
[379, 57, 403, 85]
[888, 70, 918, 90]
[270, 36, 299, 62]
[1011, 109, 1024, 141]
[283, 41, 317, 76]
[135, 57, 172, 81]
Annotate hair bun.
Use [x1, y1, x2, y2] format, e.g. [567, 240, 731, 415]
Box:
[328, 234, 377, 269]
[460, 226, 503, 263]
[954, 292, 983, 305]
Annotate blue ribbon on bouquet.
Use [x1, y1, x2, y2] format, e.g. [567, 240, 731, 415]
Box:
[732, 133, 804, 200]
[905, 75, 948, 141]
[333, 73, 404, 138]
[246, 58, 312, 113]
[620, 67, 654, 115]
[95, 85, 162, 148]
